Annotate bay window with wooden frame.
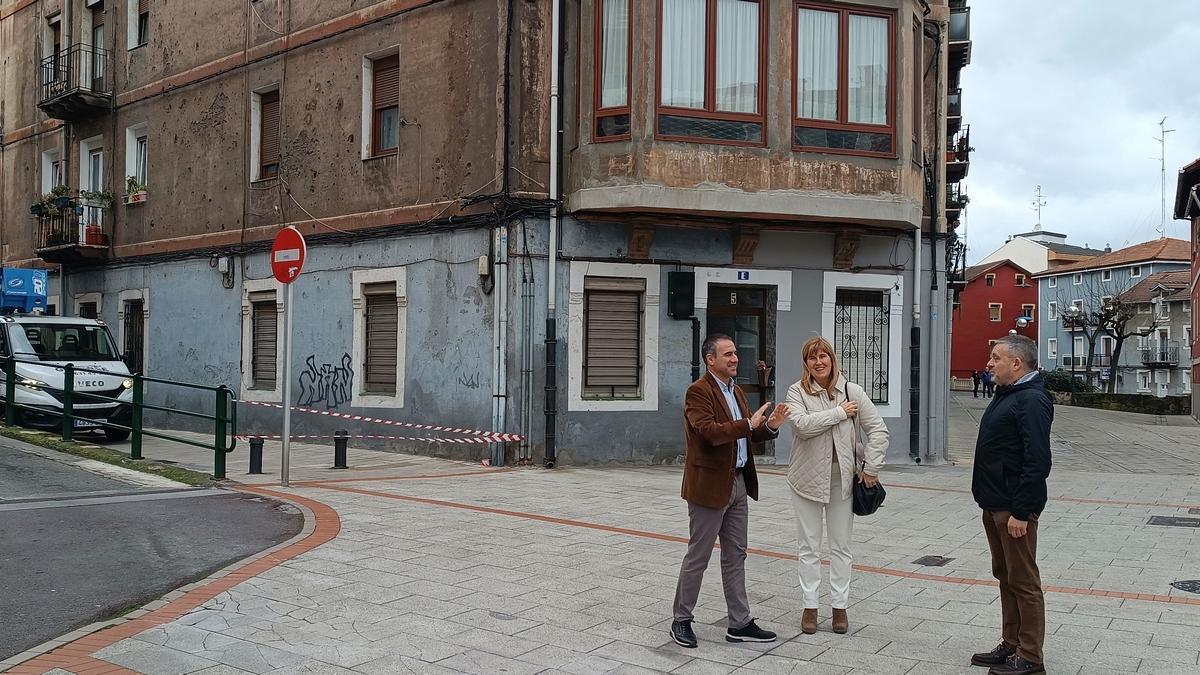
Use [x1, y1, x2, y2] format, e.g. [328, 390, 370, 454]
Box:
[794, 2, 896, 157]
[594, 0, 631, 141]
[656, 0, 766, 146]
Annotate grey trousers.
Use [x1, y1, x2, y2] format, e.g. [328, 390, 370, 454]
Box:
[672, 473, 751, 629]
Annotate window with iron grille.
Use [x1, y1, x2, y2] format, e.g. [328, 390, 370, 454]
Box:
[122, 299, 145, 373]
[363, 283, 398, 394]
[79, 302, 99, 320]
[250, 291, 277, 389]
[833, 289, 889, 404]
[370, 54, 399, 156]
[583, 276, 645, 398]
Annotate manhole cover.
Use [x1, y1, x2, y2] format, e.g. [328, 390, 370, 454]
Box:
[488, 612, 517, 621]
[1148, 516, 1200, 528]
[1170, 580, 1200, 594]
[913, 555, 954, 567]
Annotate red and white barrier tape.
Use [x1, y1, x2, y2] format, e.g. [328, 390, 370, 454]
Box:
[235, 433, 498, 444]
[237, 400, 524, 442]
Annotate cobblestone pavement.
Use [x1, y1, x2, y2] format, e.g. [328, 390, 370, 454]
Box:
[8, 433, 1200, 675]
[947, 392, 1200, 474]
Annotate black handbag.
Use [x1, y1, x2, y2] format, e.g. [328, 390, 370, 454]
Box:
[852, 461, 886, 516]
[849, 414, 885, 516]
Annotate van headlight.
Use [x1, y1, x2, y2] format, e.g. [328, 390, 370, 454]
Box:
[122, 378, 134, 389]
[18, 378, 48, 390]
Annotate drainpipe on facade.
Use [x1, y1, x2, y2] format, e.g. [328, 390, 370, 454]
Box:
[492, 224, 509, 467]
[543, 0, 563, 468]
[910, 224, 922, 464]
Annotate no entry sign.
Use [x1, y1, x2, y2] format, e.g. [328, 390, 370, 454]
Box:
[271, 226, 306, 284]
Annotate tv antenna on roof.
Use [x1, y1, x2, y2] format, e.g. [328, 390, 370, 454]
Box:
[1030, 185, 1047, 231]
[1155, 117, 1175, 238]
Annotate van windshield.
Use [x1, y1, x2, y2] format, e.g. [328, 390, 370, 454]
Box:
[8, 323, 122, 362]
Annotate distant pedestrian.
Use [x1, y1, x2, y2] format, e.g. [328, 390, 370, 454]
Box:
[982, 367, 995, 398]
[670, 334, 789, 649]
[969, 335, 1052, 675]
[971, 369, 982, 398]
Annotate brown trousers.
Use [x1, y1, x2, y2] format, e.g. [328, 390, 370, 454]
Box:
[982, 510, 1045, 664]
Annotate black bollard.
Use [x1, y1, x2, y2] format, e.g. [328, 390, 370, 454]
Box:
[248, 437, 264, 474]
[333, 430, 348, 469]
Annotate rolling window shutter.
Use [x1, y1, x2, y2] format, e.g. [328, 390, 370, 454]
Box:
[92, 3, 105, 28]
[250, 294, 278, 389]
[373, 55, 399, 110]
[139, 0, 149, 14]
[363, 283, 398, 393]
[583, 277, 644, 397]
[260, 91, 280, 171]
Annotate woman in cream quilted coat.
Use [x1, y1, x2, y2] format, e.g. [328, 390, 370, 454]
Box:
[784, 336, 888, 636]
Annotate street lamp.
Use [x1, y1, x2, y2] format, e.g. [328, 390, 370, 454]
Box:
[1008, 316, 1031, 336]
[1063, 305, 1082, 375]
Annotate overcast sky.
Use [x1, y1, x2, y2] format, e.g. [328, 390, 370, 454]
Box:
[960, 0, 1200, 264]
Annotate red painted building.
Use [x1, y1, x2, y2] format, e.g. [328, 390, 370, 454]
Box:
[951, 259, 1039, 380]
[1173, 158, 1200, 419]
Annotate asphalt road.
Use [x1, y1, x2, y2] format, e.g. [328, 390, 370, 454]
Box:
[0, 442, 304, 661]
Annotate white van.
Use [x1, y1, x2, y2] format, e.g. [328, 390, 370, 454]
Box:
[0, 315, 134, 441]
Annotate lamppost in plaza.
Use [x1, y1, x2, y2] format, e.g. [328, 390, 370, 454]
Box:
[1007, 316, 1031, 336]
[1063, 305, 1082, 375]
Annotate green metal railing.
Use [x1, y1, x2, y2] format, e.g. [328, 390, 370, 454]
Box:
[2, 357, 238, 478]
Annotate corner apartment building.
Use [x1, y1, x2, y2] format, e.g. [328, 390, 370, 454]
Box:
[0, 0, 971, 466]
[1175, 157, 1200, 417]
[1032, 238, 1190, 394]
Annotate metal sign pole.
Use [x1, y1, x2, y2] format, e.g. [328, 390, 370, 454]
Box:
[281, 281, 294, 487]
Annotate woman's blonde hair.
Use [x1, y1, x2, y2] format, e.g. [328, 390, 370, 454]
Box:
[800, 336, 842, 397]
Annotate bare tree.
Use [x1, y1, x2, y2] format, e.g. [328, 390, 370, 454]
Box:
[1097, 296, 1165, 395]
[1056, 275, 1164, 393]
[1054, 276, 1108, 378]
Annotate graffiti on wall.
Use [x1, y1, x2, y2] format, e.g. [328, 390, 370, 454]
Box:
[298, 353, 354, 409]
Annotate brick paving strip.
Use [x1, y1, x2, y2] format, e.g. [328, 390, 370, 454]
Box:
[1, 486, 341, 675]
[310, 482, 1200, 608]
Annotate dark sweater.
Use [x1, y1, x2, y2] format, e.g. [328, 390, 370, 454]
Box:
[971, 373, 1054, 520]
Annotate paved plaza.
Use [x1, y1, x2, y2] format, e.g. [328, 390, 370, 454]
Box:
[5, 397, 1200, 674]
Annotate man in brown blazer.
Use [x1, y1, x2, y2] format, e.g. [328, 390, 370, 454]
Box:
[671, 334, 790, 649]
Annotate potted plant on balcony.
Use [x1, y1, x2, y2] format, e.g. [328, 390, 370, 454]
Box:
[79, 189, 115, 246]
[124, 175, 148, 205]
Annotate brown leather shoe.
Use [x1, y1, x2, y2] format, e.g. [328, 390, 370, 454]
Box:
[831, 608, 848, 634]
[801, 608, 818, 634]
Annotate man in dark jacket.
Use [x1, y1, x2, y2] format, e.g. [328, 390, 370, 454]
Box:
[971, 369, 982, 397]
[969, 335, 1052, 675]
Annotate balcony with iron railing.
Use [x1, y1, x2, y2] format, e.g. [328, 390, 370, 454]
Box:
[38, 44, 112, 120]
[31, 192, 112, 264]
[947, 125, 971, 183]
[946, 183, 968, 220]
[1140, 343, 1180, 367]
[949, 4, 972, 69]
[947, 88, 962, 135]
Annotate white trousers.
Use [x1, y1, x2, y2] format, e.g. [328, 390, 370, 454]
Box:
[791, 462, 855, 609]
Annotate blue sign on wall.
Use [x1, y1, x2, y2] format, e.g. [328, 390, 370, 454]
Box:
[736, 271, 750, 281]
[1, 268, 49, 312]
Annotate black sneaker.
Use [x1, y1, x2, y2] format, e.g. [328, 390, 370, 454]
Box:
[988, 655, 1045, 675]
[970, 643, 1015, 667]
[725, 619, 776, 643]
[671, 620, 698, 648]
